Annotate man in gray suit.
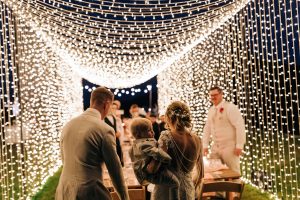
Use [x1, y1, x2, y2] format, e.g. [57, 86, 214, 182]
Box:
[55, 87, 130, 200]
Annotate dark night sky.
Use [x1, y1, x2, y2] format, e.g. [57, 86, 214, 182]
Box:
[82, 76, 158, 118]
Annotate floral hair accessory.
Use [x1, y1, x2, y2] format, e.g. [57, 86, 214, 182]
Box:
[171, 109, 189, 118]
[220, 107, 224, 113]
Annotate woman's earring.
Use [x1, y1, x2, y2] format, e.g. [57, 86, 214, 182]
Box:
[165, 123, 170, 130]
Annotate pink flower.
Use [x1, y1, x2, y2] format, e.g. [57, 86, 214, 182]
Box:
[220, 107, 224, 113]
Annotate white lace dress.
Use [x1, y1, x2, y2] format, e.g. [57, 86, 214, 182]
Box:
[151, 130, 202, 200]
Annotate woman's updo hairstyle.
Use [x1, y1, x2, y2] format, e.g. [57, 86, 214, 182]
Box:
[165, 101, 192, 131]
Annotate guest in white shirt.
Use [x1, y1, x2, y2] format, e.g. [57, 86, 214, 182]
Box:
[203, 86, 246, 174]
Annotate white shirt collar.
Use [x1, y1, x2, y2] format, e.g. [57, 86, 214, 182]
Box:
[213, 99, 225, 110]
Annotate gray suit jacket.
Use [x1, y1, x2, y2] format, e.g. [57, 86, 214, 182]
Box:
[55, 108, 129, 200]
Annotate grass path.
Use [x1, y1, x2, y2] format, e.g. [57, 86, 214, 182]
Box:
[31, 168, 272, 200]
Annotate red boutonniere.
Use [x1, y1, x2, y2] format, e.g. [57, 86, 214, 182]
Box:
[220, 107, 224, 113]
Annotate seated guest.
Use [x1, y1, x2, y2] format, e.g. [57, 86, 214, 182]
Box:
[129, 118, 180, 200]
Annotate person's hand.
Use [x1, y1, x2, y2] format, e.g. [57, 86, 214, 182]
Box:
[203, 148, 209, 156]
[115, 132, 121, 138]
[146, 159, 161, 174]
[234, 148, 243, 156]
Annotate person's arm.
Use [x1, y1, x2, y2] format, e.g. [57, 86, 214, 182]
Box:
[102, 130, 129, 200]
[59, 129, 65, 164]
[139, 140, 171, 174]
[146, 159, 161, 174]
[228, 104, 246, 155]
[194, 139, 204, 189]
[202, 109, 212, 156]
[139, 141, 171, 163]
[115, 117, 123, 138]
[145, 133, 171, 174]
[60, 136, 64, 163]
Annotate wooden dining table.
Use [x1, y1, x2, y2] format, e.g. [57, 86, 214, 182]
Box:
[202, 158, 242, 200]
[103, 142, 146, 200]
[204, 168, 241, 181]
[103, 144, 241, 200]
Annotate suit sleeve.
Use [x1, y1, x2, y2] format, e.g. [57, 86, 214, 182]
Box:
[228, 104, 246, 149]
[60, 138, 64, 163]
[60, 130, 65, 164]
[202, 109, 212, 148]
[102, 129, 129, 200]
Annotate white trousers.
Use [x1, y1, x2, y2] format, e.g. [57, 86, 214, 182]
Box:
[210, 144, 241, 174]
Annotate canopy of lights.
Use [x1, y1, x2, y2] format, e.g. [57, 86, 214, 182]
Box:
[5, 0, 250, 88]
[0, 0, 299, 199]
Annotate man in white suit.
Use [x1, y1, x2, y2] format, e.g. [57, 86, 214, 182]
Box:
[55, 87, 130, 200]
[203, 86, 246, 174]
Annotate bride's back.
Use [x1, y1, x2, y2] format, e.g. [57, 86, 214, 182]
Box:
[168, 131, 201, 173]
[151, 101, 203, 200]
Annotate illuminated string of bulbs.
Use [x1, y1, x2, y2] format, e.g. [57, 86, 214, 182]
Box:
[4, 0, 251, 88]
[0, 2, 83, 199]
[158, 0, 299, 199]
[84, 84, 156, 97]
[0, 0, 299, 199]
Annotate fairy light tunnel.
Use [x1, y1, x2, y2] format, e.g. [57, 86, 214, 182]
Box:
[0, 0, 299, 199]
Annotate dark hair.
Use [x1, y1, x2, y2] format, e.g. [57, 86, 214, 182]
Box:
[90, 87, 114, 107]
[165, 101, 192, 131]
[131, 118, 152, 139]
[209, 86, 223, 93]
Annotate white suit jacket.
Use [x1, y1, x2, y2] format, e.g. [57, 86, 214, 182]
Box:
[55, 108, 129, 200]
[203, 100, 246, 149]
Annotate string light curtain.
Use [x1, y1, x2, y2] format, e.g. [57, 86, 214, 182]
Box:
[0, 3, 24, 199]
[158, 0, 299, 199]
[0, 0, 299, 199]
[3, 0, 251, 88]
[0, 2, 83, 199]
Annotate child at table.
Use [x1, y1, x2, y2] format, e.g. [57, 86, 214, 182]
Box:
[129, 118, 179, 200]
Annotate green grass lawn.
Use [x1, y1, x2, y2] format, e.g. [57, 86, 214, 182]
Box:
[31, 168, 272, 200]
[31, 168, 62, 200]
[242, 184, 272, 200]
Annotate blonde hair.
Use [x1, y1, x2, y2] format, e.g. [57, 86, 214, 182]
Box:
[131, 118, 152, 139]
[165, 101, 192, 131]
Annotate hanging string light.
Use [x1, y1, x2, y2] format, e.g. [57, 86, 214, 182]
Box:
[83, 84, 156, 97]
[4, 0, 251, 88]
[158, 0, 299, 199]
[0, 2, 83, 199]
[0, 0, 299, 199]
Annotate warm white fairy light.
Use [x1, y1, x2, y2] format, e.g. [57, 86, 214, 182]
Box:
[0, 0, 299, 199]
[0, 3, 82, 200]
[158, 0, 299, 199]
[84, 84, 156, 97]
[3, 0, 252, 88]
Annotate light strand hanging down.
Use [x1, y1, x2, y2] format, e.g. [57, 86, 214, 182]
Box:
[4, 0, 250, 88]
[0, 2, 83, 199]
[158, 0, 299, 199]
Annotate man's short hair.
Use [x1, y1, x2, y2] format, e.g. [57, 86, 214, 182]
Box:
[209, 86, 223, 93]
[113, 100, 121, 109]
[130, 104, 139, 110]
[131, 118, 152, 139]
[90, 87, 114, 107]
